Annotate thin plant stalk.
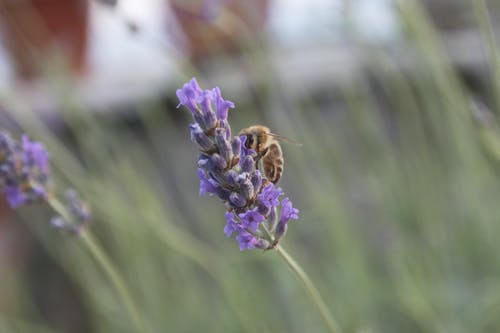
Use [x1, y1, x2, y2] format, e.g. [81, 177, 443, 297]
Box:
[269, 243, 341, 333]
[48, 198, 147, 333]
[472, 0, 500, 111]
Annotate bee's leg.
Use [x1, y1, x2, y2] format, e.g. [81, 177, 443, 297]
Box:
[254, 147, 268, 166]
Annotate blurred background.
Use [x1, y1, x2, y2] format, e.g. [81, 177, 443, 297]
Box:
[2, 0, 500, 332]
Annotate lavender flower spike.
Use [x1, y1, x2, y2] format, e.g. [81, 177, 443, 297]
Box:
[1, 131, 91, 234]
[0, 132, 51, 208]
[177, 78, 299, 251]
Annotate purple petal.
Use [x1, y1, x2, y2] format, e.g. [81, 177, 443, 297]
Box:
[5, 186, 27, 208]
[176, 78, 203, 112]
[236, 231, 258, 251]
[22, 135, 50, 173]
[257, 183, 283, 209]
[238, 207, 265, 231]
[213, 87, 234, 120]
[280, 197, 299, 225]
[224, 212, 241, 237]
[197, 169, 217, 196]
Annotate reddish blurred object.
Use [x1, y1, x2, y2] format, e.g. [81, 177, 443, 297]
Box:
[171, 0, 269, 61]
[0, 0, 88, 80]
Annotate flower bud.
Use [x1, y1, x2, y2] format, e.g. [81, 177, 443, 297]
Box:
[250, 170, 263, 192]
[229, 192, 247, 208]
[214, 128, 233, 162]
[267, 206, 278, 231]
[240, 155, 255, 173]
[220, 119, 232, 139]
[197, 169, 217, 195]
[203, 111, 217, 131]
[211, 153, 227, 170]
[216, 187, 231, 201]
[209, 171, 225, 186]
[190, 123, 214, 151]
[201, 91, 217, 129]
[274, 221, 288, 243]
[192, 111, 206, 131]
[231, 137, 241, 157]
[235, 172, 248, 185]
[240, 179, 254, 200]
[197, 154, 214, 173]
[225, 170, 239, 187]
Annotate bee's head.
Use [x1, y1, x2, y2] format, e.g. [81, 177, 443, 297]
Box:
[239, 125, 270, 150]
[245, 133, 257, 149]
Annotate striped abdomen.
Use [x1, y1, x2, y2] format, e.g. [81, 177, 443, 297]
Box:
[262, 141, 283, 184]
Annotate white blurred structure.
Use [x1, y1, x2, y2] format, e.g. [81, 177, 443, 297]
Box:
[0, 0, 183, 114]
[5, 0, 478, 115]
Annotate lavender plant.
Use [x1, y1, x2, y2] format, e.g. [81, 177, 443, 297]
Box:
[177, 78, 299, 250]
[177, 78, 340, 333]
[0, 130, 145, 333]
[0, 131, 90, 232]
[0, 132, 51, 208]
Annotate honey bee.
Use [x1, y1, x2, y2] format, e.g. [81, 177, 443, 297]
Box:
[239, 125, 300, 184]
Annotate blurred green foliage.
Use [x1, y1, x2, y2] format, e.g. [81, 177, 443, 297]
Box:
[2, 1, 500, 332]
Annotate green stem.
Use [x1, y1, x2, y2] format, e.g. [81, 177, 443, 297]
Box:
[48, 198, 147, 333]
[275, 245, 342, 333]
[472, 0, 500, 111]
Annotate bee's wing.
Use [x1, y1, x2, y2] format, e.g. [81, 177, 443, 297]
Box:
[266, 132, 302, 146]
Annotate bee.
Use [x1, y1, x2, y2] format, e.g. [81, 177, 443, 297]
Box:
[239, 125, 300, 184]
